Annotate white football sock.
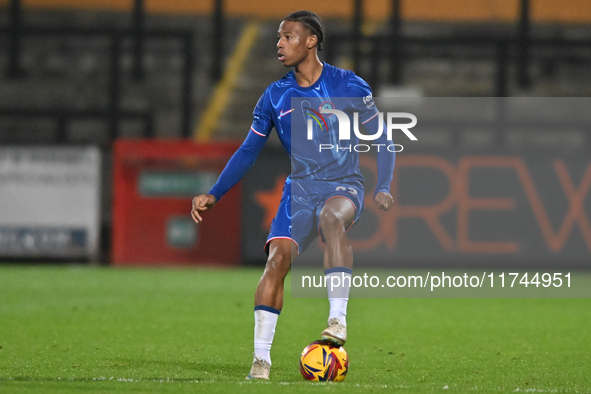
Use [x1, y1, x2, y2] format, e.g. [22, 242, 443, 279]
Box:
[254, 307, 279, 365]
[328, 298, 349, 326]
[325, 269, 352, 327]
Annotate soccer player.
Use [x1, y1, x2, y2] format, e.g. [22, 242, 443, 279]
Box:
[191, 10, 395, 380]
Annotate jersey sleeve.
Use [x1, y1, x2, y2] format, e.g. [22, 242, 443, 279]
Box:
[208, 89, 274, 201]
[373, 130, 396, 197]
[347, 74, 395, 197]
[347, 74, 379, 125]
[250, 88, 275, 138]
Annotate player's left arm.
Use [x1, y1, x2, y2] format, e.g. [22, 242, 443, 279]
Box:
[367, 117, 395, 211]
[347, 74, 395, 211]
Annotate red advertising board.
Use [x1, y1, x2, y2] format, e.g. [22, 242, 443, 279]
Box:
[112, 140, 241, 266]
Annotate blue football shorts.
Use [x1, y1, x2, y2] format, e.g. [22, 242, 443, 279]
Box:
[264, 177, 364, 256]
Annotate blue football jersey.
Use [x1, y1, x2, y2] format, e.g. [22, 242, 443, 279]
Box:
[249, 63, 380, 188]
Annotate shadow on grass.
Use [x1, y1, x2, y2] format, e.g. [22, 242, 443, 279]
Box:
[0, 376, 203, 383]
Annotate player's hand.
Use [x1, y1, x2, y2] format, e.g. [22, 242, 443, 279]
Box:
[191, 194, 217, 223]
[374, 191, 394, 211]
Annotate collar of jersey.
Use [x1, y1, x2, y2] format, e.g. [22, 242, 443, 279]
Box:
[288, 62, 328, 91]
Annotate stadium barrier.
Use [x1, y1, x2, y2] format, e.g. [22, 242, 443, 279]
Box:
[111, 140, 241, 266]
[0, 146, 102, 260]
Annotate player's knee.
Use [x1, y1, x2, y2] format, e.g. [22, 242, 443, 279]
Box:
[319, 209, 345, 233]
[264, 249, 291, 279]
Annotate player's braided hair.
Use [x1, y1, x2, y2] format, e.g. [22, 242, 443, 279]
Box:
[283, 10, 325, 51]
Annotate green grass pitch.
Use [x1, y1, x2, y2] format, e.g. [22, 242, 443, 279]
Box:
[0, 266, 589, 393]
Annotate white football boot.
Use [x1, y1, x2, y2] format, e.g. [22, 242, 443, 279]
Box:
[321, 318, 347, 347]
[246, 355, 271, 380]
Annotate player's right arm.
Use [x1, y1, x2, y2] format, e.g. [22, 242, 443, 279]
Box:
[191, 89, 274, 224]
